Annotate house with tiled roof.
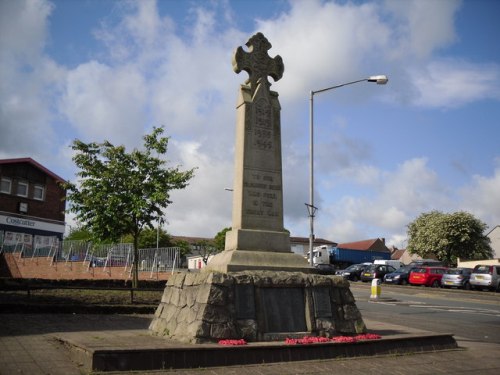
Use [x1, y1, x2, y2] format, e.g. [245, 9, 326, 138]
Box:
[336, 238, 390, 253]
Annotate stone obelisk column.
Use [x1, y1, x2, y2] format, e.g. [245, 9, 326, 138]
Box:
[207, 33, 309, 273]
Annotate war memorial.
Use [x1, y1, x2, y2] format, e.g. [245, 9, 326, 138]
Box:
[35, 33, 457, 373]
[149, 32, 367, 343]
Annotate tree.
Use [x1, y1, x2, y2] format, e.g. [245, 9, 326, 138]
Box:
[214, 227, 231, 251]
[64, 127, 195, 287]
[171, 239, 192, 259]
[122, 227, 172, 249]
[194, 239, 218, 265]
[407, 210, 493, 266]
[65, 225, 92, 241]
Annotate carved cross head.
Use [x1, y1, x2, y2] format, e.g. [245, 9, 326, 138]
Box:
[232, 32, 284, 94]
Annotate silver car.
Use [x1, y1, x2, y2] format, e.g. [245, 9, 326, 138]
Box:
[470, 265, 500, 291]
[441, 268, 472, 290]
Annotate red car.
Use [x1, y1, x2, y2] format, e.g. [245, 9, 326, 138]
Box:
[409, 266, 447, 287]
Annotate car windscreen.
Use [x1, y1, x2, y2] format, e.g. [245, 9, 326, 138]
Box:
[445, 269, 461, 275]
[345, 265, 361, 271]
[473, 266, 491, 274]
[412, 267, 427, 273]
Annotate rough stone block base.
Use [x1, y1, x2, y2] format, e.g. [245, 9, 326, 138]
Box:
[149, 271, 366, 343]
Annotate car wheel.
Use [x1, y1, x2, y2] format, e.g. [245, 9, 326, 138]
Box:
[400, 279, 408, 286]
[464, 282, 471, 290]
[352, 275, 359, 282]
[431, 280, 440, 288]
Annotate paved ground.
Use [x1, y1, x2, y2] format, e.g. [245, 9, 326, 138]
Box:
[0, 313, 499, 375]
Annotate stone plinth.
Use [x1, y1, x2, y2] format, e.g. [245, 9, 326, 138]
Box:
[149, 271, 366, 343]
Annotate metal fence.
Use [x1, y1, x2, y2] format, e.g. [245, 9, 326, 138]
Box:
[0, 237, 182, 278]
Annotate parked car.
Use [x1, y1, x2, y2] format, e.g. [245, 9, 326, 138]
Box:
[314, 263, 337, 275]
[335, 263, 371, 281]
[383, 265, 417, 285]
[470, 265, 500, 292]
[360, 264, 397, 282]
[408, 259, 446, 267]
[441, 268, 473, 290]
[409, 266, 447, 287]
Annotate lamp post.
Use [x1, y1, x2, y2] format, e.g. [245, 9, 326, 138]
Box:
[307, 75, 388, 267]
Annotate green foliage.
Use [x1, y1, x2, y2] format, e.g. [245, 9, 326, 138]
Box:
[122, 227, 172, 249]
[407, 210, 493, 266]
[171, 239, 191, 258]
[214, 227, 231, 251]
[63, 126, 196, 287]
[193, 239, 218, 265]
[65, 226, 92, 241]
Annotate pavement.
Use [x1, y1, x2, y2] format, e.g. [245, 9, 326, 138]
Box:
[1, 312, 500, 375]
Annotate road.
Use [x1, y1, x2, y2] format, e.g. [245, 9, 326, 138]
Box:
[350, 282, 500, 344]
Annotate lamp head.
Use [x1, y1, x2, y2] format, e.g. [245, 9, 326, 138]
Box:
[368, 75, 388, 84]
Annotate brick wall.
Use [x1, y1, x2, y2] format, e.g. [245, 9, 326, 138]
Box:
[1, 253, 171, 281]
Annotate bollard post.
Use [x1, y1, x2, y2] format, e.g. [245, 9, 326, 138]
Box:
[370, 278, 381, 300]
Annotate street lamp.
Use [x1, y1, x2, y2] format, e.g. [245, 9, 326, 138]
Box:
[307, 75, 388, 267]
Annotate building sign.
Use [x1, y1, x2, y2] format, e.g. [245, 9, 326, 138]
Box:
[0, 214, 65, 234]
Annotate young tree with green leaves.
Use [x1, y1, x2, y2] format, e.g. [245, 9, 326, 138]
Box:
[122, 227, 172, 249]
[64, 127, 195, 287]
[407, 210, 492, 266]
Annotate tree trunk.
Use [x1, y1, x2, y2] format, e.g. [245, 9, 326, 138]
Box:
[132, 236, 139, 288]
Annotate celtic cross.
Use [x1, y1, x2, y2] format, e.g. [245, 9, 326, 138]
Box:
[232, 32, 284, 95]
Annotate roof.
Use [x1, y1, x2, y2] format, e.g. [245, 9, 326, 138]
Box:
[171, 235, 337, 247]
[290, 237, 337, 246]
[171, 235, 214, 245]
[337, 238, 379, 250]
[391, 249, 406, 260]
[0, 157, 66, 183]
[337, 238, 390, 252]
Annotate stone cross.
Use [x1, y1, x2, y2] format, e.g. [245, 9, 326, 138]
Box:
[232, 32, 284, 95]
[206, 32, 309, 273]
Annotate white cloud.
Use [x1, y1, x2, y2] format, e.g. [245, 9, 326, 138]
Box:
[255, 0, 391, 101]
[60, 61, 147, 147]
[383, 0, 461, 60]
[317, 158, 452, 244]
[0, 0, 66, 160]
[460, 162, 500, 229]
[410, 60, 500, 108]
[166, 140, 233, 237]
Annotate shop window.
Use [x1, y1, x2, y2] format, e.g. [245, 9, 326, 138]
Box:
[34, 184, 45, 200]
[17, 181, 28, 197]
[1, 177, 11, 194]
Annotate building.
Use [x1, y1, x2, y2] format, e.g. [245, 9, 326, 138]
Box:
[289, 236, 337, 256]
[0, 158, 66, 255]
[336, 238, 390, 253]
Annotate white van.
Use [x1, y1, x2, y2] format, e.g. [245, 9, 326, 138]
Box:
[374, 259, 403, 269]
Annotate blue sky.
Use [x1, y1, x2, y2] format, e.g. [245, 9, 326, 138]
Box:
[1, 0, 499, 248]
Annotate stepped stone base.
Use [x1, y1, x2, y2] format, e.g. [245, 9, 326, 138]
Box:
[205, 249, 311, 273]
[149, 271, 366, 344]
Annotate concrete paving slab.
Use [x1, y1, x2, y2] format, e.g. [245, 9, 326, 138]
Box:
[53, 318, 457, 372]
[2, 313, 500, 375]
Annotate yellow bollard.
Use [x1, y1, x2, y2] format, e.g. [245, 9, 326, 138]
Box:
[370, 278, 381, 300]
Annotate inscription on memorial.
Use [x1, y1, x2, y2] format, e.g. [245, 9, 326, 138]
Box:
[253, 98, 273, 151]
[243, 170, 281, 218]
[312, 287, 333, 318]
[259, 287, 307, 332]
[235, 284, 256, 320]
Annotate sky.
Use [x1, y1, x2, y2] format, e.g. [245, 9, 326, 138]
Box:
[1, 0, 499, 248]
